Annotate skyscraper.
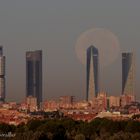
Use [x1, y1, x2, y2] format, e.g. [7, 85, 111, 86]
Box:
[122, 52, 134, 96]
[0, 46, 5, 102]
[86, 45, 99, 101]
[26, 50, 42, 107]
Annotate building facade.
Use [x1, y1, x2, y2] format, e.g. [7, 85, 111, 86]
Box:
[26, 50, 42, 107]
[59, 96, 74, 109]
[109, 96, 120, 108]
[86, 46, 99, 101]
[26, 96, 37, 112]
[122, 52, 134, 97]
[120, 94, 135, 107]
[0, 46, 5, 102]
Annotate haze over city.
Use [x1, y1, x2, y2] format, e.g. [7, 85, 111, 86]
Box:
[0, 0, 140, 102]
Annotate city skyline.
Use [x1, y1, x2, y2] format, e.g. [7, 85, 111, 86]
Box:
[0, 1, 140, 139]
[0, 1, 140, 102]
[0, 46, 136, 103]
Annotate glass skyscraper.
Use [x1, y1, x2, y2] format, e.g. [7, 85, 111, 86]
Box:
[122, 52, 134, 96]
[26, 50, 42, 107]
[0, 46, 5, 102]
[86, 45, 99, 101]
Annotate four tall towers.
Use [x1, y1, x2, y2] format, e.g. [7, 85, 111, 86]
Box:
[0, 46, 135, 104]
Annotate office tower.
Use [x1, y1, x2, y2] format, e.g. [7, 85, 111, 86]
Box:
[0, 46, 5, 102]
[122, 52, 134, 96]
[86, 45, 99, 101]
[26, 50, 42, 107]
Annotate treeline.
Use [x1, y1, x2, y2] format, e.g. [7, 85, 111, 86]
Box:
[0, 118, 140, 140]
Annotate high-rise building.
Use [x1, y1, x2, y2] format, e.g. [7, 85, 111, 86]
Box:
[0, 46, 5, 102]
[122, 52, 134, 96]
[86, 45, 99, 101]
[26, 50, 42, 107]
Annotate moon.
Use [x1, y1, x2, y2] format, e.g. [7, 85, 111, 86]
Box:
[75, 28, 120, 67]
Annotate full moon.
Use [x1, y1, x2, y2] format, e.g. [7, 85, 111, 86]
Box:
[75, 28, 120, 67]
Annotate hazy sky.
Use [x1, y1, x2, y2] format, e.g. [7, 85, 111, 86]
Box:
[0, 0, 140, 102]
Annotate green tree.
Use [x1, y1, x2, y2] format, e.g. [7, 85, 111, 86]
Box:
[131, 132, 140, 140]
[27, 120, 43, 132]
[75, 134, 85, 140]
[52, 125, 66, 140]
[0, 123, 16, 133]
[125, 121, 140, 133]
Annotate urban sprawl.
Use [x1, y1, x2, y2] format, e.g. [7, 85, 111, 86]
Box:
[0, 45, 138, 126]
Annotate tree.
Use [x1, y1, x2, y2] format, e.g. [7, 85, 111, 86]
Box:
[75, 134, 85, 140]
[13, 131, 33, 140]
[27, 120, 43, 132]
[0, 123, 16, 133]
[125, 121, 140, 133]
[16, 123, 27, 133]
[52, 125, 66, 140]
[131, 133, 140, 140]
[32, 131, 49, 140]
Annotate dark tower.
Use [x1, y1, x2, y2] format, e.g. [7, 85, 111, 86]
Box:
[122, 52, 134, 96]
[0, 46, 5, 102]
[86, 45, 99, 101]
[26, 50, 42, 107]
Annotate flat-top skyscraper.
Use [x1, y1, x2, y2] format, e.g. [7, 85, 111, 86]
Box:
[0, 46, 5, 102]
[122, 52, 134, 96]
[86, 45, 99, 101]
[26, 50, 42, 107]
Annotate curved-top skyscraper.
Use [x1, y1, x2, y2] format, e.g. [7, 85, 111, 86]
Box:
[122, 52, 134, 96]
[86, 45, 99, 101]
